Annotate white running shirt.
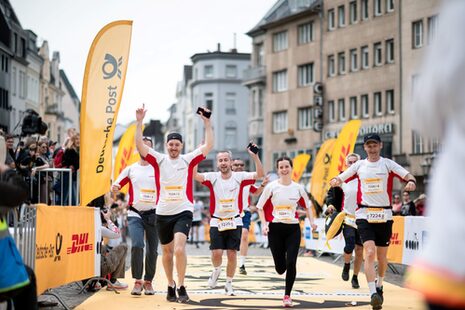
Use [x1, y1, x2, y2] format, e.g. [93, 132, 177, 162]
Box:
[113, 162, 156, 218]
[145, 147, 204, 215]
[201, 171, 256, 227]
[256, 180, 310, 224]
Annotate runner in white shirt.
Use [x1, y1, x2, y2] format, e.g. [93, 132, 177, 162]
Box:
[257, 156, 317, 308]
[112, 136, 158, 296]
[330, 133, 416, 310]
[326, 153, 363, 289]
[194, 147, 264, 296]
[231, 158, 269, 276]
[135, 104, 213, 303]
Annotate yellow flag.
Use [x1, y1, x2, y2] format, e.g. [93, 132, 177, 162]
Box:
[80, 21, 133, 206]
[326, 120, 361, 195]
[310, 139, 336, 207]
[292, 154, 311, 183]
[113, 123, 140, 194]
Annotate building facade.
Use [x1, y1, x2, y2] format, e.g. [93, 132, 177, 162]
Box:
[247, 0, 441, 192]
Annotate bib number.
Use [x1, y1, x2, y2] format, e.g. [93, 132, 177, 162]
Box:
[366, 208, 387, 223]
[362, 178, 383, 194]
[218, 199, 235, 213]
[275, 206, 294, 222]
[344, 214, 356, 227]
[140, 189, 156, 203]
[165, 186, 183, 202]
[217, 218, 237, 232]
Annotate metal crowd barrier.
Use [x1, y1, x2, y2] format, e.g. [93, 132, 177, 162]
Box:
[31, 168, 73, 206]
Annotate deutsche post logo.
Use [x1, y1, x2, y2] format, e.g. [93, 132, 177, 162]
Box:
[102, 53, 122, 79]
[54, 233, 63, 262]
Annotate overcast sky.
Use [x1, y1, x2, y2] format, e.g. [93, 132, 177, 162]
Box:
[10, 0, 274, 126]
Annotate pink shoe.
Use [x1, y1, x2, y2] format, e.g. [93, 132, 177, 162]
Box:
[283, 295, 293, 307]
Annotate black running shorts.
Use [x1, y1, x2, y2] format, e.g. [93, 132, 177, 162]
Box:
[155, 211, 193, 245]
[355, 219, 393, 247]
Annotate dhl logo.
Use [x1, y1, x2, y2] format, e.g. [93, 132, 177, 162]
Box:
[67, 233, 93, 254]
[390, 232, 402, 245]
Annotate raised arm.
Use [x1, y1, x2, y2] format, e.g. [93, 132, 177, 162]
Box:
[248, 143, 264, 179]
[192, 165, 205, 184]
[198, 108, 214, 157]
[135, 104, 150, 158]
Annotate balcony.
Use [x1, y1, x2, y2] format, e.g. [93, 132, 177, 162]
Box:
[242, 66, 266, 86]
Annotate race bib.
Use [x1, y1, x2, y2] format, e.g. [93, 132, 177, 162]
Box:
[366, 208, 387, 223]
[140, 189, 156, 203]
[218, 198, 235, 213]
[274, 205, 294, 222]
[344, 214, 356, 228]
[362, 178, 383, 194]
[165, 186, 183, 202]
[217, 218, 237, 232]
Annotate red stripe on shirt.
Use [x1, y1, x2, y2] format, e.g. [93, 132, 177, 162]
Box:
[187, 154, 205, 203]
[264, 197, 274, 222]
[202, 180, 216, 216]
[145, 153, 161, 205]
[238, 179, 256, 213]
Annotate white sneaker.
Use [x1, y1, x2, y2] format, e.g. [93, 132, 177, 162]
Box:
[225, 281, 235, 296]
[207, 268, 221, 288]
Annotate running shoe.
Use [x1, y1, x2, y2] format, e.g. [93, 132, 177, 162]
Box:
[107, 280, 128, 291]
[143, 280, 155, 295]
[225, 282, 235, 296]
[370, 292, 383, 310]
[166, 282, 177, 302]
[239, 265, 247, 275]
[207, 268, 221, 288]
[177, 285, 190, 303]
[376, 285, 384, 304]
[131, 280, 143, 295]
[351, 275, 360, 289]
[283, 295, 293, 308]
[341, 263, 350, 281]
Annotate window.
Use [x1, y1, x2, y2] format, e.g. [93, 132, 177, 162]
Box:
[374, 92, 382, 116]
[298, 63, 314, 87]
[328, 9, 335, 30]
[349, 1, 357, 24]
[412, 131, 425, 154]
[361, 0, 369, 20]
[225, 65, 237, 78]
[328, 55, 335, 77]
[386, 89, 394, 113]
[328, 100, 336, 122]
[204, 65, 213, 78]
[338, 52, 346, 74]
[374, 42, 382, 66]
[225, 92, 236, 114]
[338, 99, 346, 121]
[361, 94, 369, 118]
[205, 92, 213, 110]
[12, 67, 16, 96]
[386, 39, 394, 63]
[298, 22, 313, 44]
[350, 49, 358, 71]
[428, 15, 438, 44]
[374, 0, 382, 16]
[350, 96, 358, 119]
[386, 0, 394, 12]
[412, 20, 423, 48]
[258, 89, 264, 117]
[256, 43, 264, 66]
[298, 107, 312, 130]
[273, 31, 288, 52]
[272, 70, 288, 92]
[225, 122, 237, 149]
[361, 46, 369, 69]
[273, 111, 288, 133]
[338, 5, 345, 27]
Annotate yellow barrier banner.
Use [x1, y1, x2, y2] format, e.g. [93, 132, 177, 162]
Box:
[326, 120, 361, 194]
[80, 20, 133, 206]
[35, 205, 100, 294]
[309, 139, 336, 207]
[113, 123, 140, 193]
[292, 154, 311, 183]
[387, 216, 405, 264]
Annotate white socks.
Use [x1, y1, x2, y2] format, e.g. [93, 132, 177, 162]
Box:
[368, 281, 377, 295]
[239, 256, 246, 267]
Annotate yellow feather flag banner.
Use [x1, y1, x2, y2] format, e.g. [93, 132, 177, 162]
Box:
[113, 123, 140, 194]
[291, 154, 311, 183]
[80, 21, 133, 206]
[325, 120, 361, 194]
[310, 139, 336, 207]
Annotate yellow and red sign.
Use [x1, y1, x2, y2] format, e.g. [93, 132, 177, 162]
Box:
[292, 154, 311, 183]
[80, 20, 133, 206]
[309, 139, 336, 207]
[387, 216, 405, 263]
[35, 205, 100, 294]
[113, 122, 141, 193]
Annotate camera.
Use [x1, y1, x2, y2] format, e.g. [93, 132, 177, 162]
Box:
[247, 142, 259, 154]
[21, 109, 48, 136]
[196, 107, 211, 119]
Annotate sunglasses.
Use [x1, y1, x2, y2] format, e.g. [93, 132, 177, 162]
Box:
[233, 163, 245, 167]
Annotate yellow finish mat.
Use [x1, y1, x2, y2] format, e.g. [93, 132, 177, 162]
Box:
[77, 256, 425, 309]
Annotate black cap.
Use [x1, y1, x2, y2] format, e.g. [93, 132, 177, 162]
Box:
[364, 133, 382, 144]
[166, 132, 183, 143]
